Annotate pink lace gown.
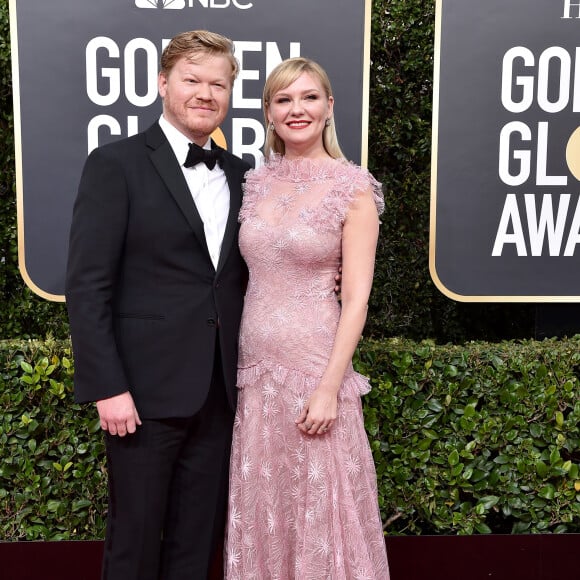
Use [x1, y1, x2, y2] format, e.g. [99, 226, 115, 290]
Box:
[225, 156, 390, 580]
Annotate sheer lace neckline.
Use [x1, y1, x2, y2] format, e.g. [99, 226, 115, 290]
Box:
[265, 154, 347, 182]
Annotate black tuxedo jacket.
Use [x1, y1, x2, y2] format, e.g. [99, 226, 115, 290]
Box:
[65, 122, 251, 419]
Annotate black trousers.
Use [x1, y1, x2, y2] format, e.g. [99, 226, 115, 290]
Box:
[101, 352, 235, 580]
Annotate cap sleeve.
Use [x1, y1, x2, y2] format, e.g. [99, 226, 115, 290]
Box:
[239, 167, 266, 223]
[356, 167, 384, 216]
[324, 162, 384, 227]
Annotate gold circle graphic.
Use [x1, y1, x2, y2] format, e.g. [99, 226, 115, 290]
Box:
[565, 126, 580, 181]
[211, 127, 227, 149]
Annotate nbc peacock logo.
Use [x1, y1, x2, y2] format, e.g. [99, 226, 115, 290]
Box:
[135, 0, 186, 8]
[135, 0, 253, 9]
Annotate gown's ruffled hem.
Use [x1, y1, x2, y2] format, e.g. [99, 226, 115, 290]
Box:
[237, 359, 371, 399]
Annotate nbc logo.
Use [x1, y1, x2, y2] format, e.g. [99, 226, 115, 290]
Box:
[135, 0, 253, 9]
[135, 0, 185, 7]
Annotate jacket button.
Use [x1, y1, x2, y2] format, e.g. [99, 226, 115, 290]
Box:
[207, 318, 216, 327]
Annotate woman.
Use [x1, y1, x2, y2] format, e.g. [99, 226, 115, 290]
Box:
[225, 57, 390, 579]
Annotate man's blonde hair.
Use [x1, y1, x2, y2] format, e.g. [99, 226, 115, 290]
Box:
[160, 30, 239, 83]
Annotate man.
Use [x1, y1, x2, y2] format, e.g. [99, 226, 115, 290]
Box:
[66, 30, 250, 579]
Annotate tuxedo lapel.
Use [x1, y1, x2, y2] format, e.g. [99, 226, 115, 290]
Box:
[217, 152, 246, 275]
[145, 123, 211, 262]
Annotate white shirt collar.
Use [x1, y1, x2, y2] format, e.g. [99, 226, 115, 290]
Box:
[158, 115, 211, 167]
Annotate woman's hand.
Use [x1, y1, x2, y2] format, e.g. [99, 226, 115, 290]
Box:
[295, 387, 338, 435]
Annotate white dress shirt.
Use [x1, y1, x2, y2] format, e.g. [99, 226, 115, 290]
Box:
[158, 115, 230, 269]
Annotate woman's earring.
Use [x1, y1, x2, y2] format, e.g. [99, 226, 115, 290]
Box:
[325, 118, 331, 127]
[269, 122, 275, 132]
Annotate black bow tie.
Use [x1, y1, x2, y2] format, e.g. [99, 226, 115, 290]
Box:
[183, 142, 223, 170]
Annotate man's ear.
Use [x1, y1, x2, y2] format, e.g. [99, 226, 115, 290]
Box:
[158, 72, 168, 98]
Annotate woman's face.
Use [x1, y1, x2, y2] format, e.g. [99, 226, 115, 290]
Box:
[267, 72, 334, 158]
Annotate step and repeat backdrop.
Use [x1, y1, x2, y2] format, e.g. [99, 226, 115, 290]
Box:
[10, 0, 372, 299]
[432, 0, 580, 300]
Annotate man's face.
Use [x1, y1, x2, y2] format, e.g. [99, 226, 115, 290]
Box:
[158, 53, 233, 145]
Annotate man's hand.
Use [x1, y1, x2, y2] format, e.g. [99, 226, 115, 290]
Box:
[96, 391, 142, 437]
[334, 265, 342, 297]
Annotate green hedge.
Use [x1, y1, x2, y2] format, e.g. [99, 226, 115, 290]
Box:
[360, 338, 580, 535]
[0, 339, 106, 540]
[2, 338, 579, 540]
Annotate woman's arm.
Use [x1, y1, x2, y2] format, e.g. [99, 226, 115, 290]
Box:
[296, 187, 380, 435]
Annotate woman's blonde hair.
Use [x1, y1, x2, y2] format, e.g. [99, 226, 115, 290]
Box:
[263, 57, 344, 160]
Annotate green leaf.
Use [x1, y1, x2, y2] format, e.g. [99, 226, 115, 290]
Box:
[474, 522, 492, 534]
[422, 429, 439, 440]
[71, 500, 92, 512]
[536, 461, 549, 477]
[448, 449, 460, 466]
[47, 500, 63, 513]
[538, 485, 555, 500]
[20, 361, 34, 374]
[477, 496, 500, 510]
[426, 399, 443, 412]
